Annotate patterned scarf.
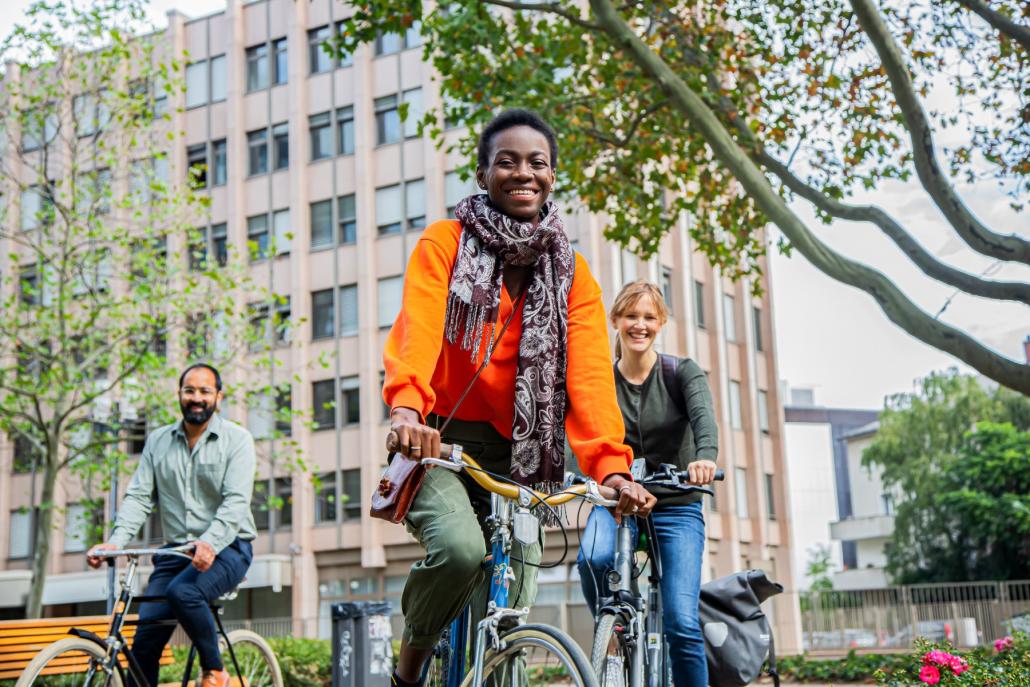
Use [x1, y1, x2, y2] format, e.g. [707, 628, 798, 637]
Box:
[446, 194, 575, 496]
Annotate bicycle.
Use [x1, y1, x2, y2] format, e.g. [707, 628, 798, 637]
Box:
[16, 544, 284, 687]
[579, 463, 723, 687]
[386, 434, 620, 687]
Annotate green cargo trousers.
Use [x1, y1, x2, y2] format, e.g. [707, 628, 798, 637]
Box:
[400, 417, 543, 650]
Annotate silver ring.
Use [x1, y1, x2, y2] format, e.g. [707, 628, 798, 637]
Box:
[411, 445, 422, 452]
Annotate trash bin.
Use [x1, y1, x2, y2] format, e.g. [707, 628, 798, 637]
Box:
[331, 601, 394, 687]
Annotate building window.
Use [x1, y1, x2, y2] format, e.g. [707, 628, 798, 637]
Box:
[185, 61, 208, 108]
[73, 92, 105, 138]
[187, 144, 208, 188]
[765, 474, 776, 520]
[312, 379, 335, 429]
[375, 95, 401, 145]
[339, 284, 359, 336]
[22, 185, 53, 232]
[620, 250, 638, 286]
[212, 139, 227, 186]
[406, 179, 426, 231]
[22, 105, 58, 151]
[211, 223, 228, 266]
[308, 25, 333, 74]
[273, 123, 289, 170]
[694, 280, 706, 328]
[735, 468, 749, 519]
[723, 293, 737, 342]
[248, 214, 269, 261]
[752, 306, 763, 352]
[273, 208, 290, 256]
[272, 37, 288, 85]
[342, 469, 362, 520]
[314, 471, 361, 523]
[375, 31, 403, 56]
[757, 390, 769, 433]
[276, 385, 292, 433]
[378, 276, 403, 328]
[375, 184, 402, 235]
[340, 376, 360, 426]
[310, 199, 333, 249]
[661, 268, 674, 312]
[336, 106, 355, 155]
[64, 503, 99, 553]
[210, 55, 227, 102]
[8, 509, 31, 559]
[402, 88, 423, 139]
[315, 473, 336, 523]
[247, 129, 268, 176]
[338, 194, 357, 244]
[728, 380, 743, 429]
[311, 289, 335, 340]
[13, 434, 41, 473]
[445, 171, 476, 218]
[246, 43, 269, 92]
[310, 112, 332, 160]
[252, 477, 293, 530]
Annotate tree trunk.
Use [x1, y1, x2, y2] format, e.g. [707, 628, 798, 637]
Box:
[25, 450, 59, 619]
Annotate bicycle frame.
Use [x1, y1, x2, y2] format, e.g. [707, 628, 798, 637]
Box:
[81, 551, 246, 687]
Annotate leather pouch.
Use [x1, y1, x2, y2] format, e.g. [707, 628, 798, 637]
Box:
[369, 452, 425, 524]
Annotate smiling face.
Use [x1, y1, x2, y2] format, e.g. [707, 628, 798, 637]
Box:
[475, 125, 556, 222]
[178, 367, 223, 426]
[614, 294, 665, 356]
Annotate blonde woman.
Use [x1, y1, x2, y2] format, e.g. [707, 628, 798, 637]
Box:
[577, 280, 718, 687]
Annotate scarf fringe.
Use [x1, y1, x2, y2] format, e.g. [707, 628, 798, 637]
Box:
[530, 480, 568, 528]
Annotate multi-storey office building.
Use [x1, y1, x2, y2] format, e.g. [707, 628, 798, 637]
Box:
[0, 0, 801, 653]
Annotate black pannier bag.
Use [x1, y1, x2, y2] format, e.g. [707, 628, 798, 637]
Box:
[699, 569, 783, 687]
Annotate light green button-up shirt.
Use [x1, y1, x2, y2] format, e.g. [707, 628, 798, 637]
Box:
[109, 412, 257, 554]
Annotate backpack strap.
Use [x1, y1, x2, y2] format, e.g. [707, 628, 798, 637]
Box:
[767, 628, 780, 687]
[660, 353, 686, 415]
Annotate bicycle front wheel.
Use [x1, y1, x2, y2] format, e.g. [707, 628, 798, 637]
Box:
[473, 623, 596, 687]
[14, 636, 123, 687]
[222, 629, 284, 687]
[590, 612, 632, 687]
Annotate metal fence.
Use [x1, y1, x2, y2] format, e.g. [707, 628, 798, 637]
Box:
[799, 580, 1030, 651]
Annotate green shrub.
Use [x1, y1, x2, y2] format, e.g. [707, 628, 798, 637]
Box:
[777, 651, 912, 683]
[156, 637, 332, 687]
[876, 634, 1030, 686]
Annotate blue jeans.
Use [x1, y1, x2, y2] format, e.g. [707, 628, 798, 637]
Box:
[577, 504, 707, 687]
[128, 538, 252, 687]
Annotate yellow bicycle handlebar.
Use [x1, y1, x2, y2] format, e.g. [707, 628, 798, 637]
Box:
[386, 432, 617, 508]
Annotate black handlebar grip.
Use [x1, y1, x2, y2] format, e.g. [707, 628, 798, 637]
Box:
[714, 469, 725, 481]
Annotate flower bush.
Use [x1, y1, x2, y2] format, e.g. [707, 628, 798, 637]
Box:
[876, 633, 1030, 687]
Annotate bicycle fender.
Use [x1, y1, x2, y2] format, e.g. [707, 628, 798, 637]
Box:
[68, 628, 106, 645]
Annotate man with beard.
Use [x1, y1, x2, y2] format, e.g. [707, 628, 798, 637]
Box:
[88, 363, 256, 687]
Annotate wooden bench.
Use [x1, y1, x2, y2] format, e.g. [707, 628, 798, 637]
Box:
[0, 615, 174, 680]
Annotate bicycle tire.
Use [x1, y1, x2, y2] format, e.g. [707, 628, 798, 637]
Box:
[222, 629, 284, 687]
[471, 623, 597, 687]
[15, 636, 124, 687]
[421, 628, 453, 687]
[590, 612, 632, 687]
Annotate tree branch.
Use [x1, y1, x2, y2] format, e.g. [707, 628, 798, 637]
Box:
[589, 0, 1030, 394]
[757, 151, 1030, 305]
[584, 98, 668, 148]
[483, 0, 603, 31]
[952, 0, 1030, 53]
[850, 0, 1030, 265]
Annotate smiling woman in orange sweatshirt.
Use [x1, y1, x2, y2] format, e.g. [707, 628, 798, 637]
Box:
[381, 109, 656, 686]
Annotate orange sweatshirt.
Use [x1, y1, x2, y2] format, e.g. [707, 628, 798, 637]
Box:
[382, 219, 633, 484]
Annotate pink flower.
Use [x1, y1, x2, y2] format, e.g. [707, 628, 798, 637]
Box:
[919, 664, 941, 685]
[948, 655, 969, 675]
[994, 636, 1014, 653]
[922, 650, 951, 666]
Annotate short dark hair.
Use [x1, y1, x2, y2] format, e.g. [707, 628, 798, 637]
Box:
[476, 109, 558, 170]
[179, 363, 223, 391]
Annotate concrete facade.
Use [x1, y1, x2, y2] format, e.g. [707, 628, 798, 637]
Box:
[0, 0, 802, 652]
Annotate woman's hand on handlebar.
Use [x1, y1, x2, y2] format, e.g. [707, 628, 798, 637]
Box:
[687, 459, 718, 486]
[389, 407, 441, 460]
[602, 474, 657, 523]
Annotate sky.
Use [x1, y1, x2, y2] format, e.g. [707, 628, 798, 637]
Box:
[2, 0, 1026, 412]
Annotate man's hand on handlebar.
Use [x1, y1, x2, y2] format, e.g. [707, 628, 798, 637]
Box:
[602, 474, 657, 523]
[389, 407, 441, 461]
[86, 542, 119, 569]
[687, 459, 718, 486]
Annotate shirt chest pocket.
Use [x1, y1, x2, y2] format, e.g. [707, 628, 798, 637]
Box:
[195, 460, 225, 496]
